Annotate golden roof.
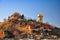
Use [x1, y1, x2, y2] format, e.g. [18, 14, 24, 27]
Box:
[38, 14, 43, 17]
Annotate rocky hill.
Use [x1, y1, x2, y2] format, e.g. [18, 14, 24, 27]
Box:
[0, 12, 60, 39]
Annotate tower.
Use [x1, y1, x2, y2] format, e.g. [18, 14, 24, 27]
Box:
[38, 14, 43, 23]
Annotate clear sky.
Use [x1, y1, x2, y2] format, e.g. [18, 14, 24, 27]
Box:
[0, 0, 60, 27]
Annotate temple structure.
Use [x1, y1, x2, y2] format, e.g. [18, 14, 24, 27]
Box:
[38, 14, 43, 23]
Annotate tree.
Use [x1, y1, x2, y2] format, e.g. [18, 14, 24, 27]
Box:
[21, 14, 24, 19]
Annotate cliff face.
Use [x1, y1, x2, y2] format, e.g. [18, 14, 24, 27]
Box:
[0, 12, 60, 39]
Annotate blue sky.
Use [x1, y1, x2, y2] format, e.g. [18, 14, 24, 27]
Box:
[0, 0, 60, 27]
